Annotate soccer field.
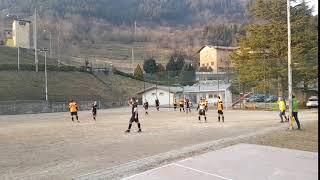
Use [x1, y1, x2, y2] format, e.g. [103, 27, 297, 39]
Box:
[0, 108, 317, 179]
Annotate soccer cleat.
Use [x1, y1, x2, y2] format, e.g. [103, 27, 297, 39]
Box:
[125, 130, 130, 133]
[137, 129, 142, 133]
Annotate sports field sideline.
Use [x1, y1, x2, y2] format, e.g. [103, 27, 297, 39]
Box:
[0, 108, 317, 179]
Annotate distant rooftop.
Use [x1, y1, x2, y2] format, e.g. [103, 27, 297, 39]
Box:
[136, 83, 231, 94]
[197, 45, 239, 53]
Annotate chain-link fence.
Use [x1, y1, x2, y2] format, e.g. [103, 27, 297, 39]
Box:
[0, 99, 128, 115]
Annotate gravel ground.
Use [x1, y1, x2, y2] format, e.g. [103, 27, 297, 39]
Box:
[0, 108, 317, 180]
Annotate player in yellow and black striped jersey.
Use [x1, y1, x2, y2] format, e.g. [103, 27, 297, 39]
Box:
[205, 99, 208, 111]
[173, 98, 177, 111]
[179, 99, 185, 112]
[217, 96, 224, 122]
[69, 100, 79, 123]
[197, 98, 207, 122]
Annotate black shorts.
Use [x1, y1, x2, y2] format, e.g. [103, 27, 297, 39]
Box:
[179, 104, 184, 108]
[130, 115, 139, 123]
[218, 110, 223, 115]
[92, 110, 97, 115]
[199, 109, 206, 116]
[70, 112, 78, 116]
[280, 110, 286, 116]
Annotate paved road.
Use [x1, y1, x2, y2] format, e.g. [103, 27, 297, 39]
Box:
[123, 144, 318, 180]
[0, 108, 317, 179]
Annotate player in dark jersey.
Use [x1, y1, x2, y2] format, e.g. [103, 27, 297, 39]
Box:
[143, 100, 149, 115]
[185, 98, 191, 113]
[155, 98, 160, 111]
[125, 97, 142, 133]
[92, 101, 97, 120]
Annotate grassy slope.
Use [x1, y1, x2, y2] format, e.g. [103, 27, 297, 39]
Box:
[0, 71, 150, 102]
[71, 42, 172, 69]
[95, 74, 152, 98]
[0, 46, 58, 65]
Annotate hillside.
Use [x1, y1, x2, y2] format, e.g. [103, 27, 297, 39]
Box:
[0, 0, 252, 68]
[0, 71, 151, 102]
[0, 0, 250, 25]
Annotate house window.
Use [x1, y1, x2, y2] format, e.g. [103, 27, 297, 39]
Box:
[209, 94, 213, 98]
[159, 93, 164, 96]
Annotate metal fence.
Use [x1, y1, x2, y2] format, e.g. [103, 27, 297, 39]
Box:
[0, 100, 127, 115]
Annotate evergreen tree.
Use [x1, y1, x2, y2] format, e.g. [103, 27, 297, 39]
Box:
[179, 63, 196, 86]
[165, 52, 185, 77]
[143, 58, 157, 75]
[134, 64, 143, 80]
[231, 0, 318, 96]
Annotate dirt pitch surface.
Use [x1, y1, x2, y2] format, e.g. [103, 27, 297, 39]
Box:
[0, 108, 317, 180]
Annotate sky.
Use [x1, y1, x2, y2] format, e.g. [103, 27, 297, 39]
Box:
[295, 0, 318, 15]
[308, 0, 318, 15]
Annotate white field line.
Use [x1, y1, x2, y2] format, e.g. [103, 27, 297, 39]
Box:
[173, 163, 232, 180]
[120, 164, 173, 180]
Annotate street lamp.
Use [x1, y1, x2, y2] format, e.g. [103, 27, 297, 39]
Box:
[43, 29, 52, 58]
[40, 48, 49, 101]
[6, 14, 20, 71]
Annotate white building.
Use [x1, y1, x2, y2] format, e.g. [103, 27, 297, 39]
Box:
[137, 83, 233, 108]
[184, 83, 233, 108]
[137, 86, 182, 106]
[12, 20, 31, 49]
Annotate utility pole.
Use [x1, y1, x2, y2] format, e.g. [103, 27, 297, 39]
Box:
[40, 48, 49, 101]
[34, 9, 38, 72]
[49, 31, 52, 58]
[217, 59, 220, 94]
[57, 23, 60, 66]
[287, 0, 293, 129]
[17, 18, 20, 71]
[43, 29, 52, 58]
[131, 48, 134, 74]
[131, 20, 136, 75]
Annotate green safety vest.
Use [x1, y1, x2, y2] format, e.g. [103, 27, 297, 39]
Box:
[292, 98, 299, 112]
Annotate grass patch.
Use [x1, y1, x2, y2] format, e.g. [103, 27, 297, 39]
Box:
[245, 121, 318, 152]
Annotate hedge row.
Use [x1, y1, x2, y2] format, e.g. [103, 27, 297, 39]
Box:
[112, 68, 197, 86]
